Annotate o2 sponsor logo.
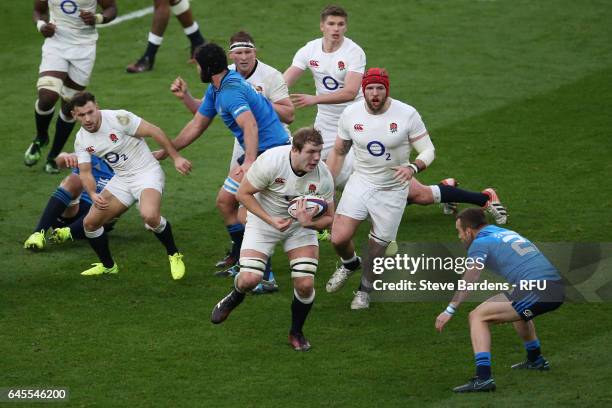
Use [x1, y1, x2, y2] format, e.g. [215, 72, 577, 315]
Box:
[322, 76, 339, 91]
[61, 0, 78, 15]
[367, 140, 391, 161]
[104, 152, 128, 164]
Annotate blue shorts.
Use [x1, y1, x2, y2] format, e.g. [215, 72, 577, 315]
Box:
[505, 279, 565, 321]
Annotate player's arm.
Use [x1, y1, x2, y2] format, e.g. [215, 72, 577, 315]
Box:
[55, 152, 79, 169]
[283, 66, 305, 88]
[326, 137, 352, 181]
[235, 110, 259, 172]
[135, 120, 192, 175]
[315, 71, 362, 104]
[272, 97, 295, 124]
[170, 76, 201, 114]
[295, 199, 334, 230]
[34, 0, 55, 37]
[172, 112, 212, 152]
[435, 266, 483, 332]
[80, 0, 117, 26]
[78, 161, 108, 209]
[393, 132, 436, 184]
[236, 178, 291, 232]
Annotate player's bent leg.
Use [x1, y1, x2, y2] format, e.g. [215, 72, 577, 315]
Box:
[216, 179, 243, 268]
[351, 235, 388, 310]
[211, 250, 268, 325]
[453, 294, 520, 393]
[26, 72, 65, 167]
[510, 320, 550, 370]
[81, 191, 127, 276]
[126, 0, 170, 73]
[140, 188, 184, 280]
[406, 177, 434, 205]
[287, 245, 317, 351]
[170, 0, 206, 58]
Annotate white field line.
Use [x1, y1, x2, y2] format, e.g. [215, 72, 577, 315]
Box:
[97, 6, 154, 28]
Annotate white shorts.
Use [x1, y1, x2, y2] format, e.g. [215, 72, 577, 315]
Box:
[39, 38, 96, 86]
[241, 212, 318, 257]
[336, 174, 408, 243]
[229, 138, 243, 171]
[104, 165, 165, 207]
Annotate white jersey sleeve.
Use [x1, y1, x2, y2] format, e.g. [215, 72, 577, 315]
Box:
[263, 70, 290, 102]
[407, 111, 427, 140]
[291, 43, 310, 70]
[74, 129, 91, 164]
[337, 109, 352, 141]
[246, 152, 274, 190]
[115, 110, 143, 137]
[346, 45, 366, 74]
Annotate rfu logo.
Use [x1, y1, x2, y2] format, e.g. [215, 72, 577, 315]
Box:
[354, 124, 364, 132]
[308, 183, 317, 193]
[274, 177, 286, 184]
[109, 133, 118, 143]
[309, 60, 319, 67]
[389, 123, 398, 133]
[337, 61, 345, 71]
[86, 146, 95, 153]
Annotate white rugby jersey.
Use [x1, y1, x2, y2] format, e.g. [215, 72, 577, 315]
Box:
[75, 110, 161, 177]
[338, 99, 428, 189]
[247, 145, 334, 218]
[291, 37, 366, 120]
[45, 0, 98, 45]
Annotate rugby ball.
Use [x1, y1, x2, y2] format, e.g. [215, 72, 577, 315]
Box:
[288, 195, 328, 219]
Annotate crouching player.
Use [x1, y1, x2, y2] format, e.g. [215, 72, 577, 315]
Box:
[24, 152, 114, 249]
[72, 92, 192, 279]
[435, 208, 565, 392]
[210, 128, 334, 351]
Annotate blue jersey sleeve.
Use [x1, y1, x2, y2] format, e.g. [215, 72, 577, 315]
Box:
[468, 238, 490, 265]
[197, 85, 218, 119]
[221, 84, 252, 120]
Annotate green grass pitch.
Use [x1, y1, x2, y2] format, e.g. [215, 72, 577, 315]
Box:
[1, 0, 611, 406]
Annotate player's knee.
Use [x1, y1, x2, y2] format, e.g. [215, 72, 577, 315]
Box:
[468, 309, 483, 325]
[37, 76, 62, 105]
[142, 213, 161, 229]
[293, 286, 315, 304]
[236, 271, 262, 290]
[331, 229, 350, 248]
[170, 0, 190, 15]
[290, 257, 317, 280]
[293, 277, 314, 298]
[216, 188, 237, 213]
[60, 175, 83, 198]
[83, 216, 102, 232]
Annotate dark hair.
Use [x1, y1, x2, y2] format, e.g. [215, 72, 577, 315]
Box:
[70, 91, 96, 109]
[320, 5, 348, 21]
[229, 30, 255, 45]
[292, 127, 324, 152]
[456, 208, 488, 230]
[194, 43, 228, 83]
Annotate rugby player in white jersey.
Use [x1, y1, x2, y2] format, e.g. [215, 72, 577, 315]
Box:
[326, 68, 436, 309]
[169, 31, 295, 291]
[210, 128, 335, 351]
[71, 92, 192, 279]
[25, 0, 117, 174]
[283, 5, 365, 187]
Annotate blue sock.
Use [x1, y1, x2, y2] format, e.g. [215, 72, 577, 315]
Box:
[475, 352, 492, 380]
[34, 187, 72, 232]
[263, 260, 274, 281]
[227, 223, 245, 260]
[525, 339, 542, 362]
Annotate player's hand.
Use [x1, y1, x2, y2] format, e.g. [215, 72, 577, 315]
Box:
[391, 166, 415, 184]
[63, 154, 79, 168]
[92, 193, 109, 210]
[290, 93, 316, 108]
[435, 311, 453, 332]
[173, 156, 192, 175]
[240, 159, 254, 174]
[40, 22, 56, 37]
[294, 198, 318, 227]
[270, 217, 292, 232]
[152, 149, 169, 161]
[170, 77, 189, 100]
[79, 10, 96, 26]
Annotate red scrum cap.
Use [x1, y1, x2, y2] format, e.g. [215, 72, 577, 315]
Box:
[362, 68, 390, 96]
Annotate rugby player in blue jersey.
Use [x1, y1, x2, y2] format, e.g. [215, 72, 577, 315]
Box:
[24, 152, 114, 249]
[155, 43, 290, 277]
[435, 208, 564, 393]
